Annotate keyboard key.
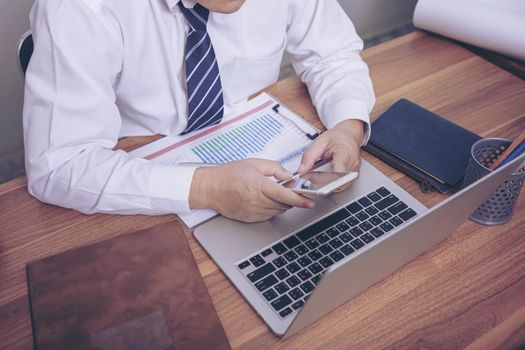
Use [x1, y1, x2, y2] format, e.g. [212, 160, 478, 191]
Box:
[294, 244, 309, 256]
[375, 194, 399, 210]
[317, 233, 330, 244]
[349, 227, 363, 237]
[283, 236, 301, 249]
[329, 238, 344, 249]
[308, 262, 323, 274]
[286, 262, 301, 273]
[371, 227, 385, 238]
[358, 197, 372, 207]
[298, 256, 312, 268]
[361, 233, 375, 244]
[369, 215, 383, 226]
[380, 222, 394, 232]
[305, 239, 320, 250]
[319, 244, 333, 255]
[356, 211, 369, 221]
[330, 250, 345, 262]
[388, 201, 408, 215]
[279, 307, 293, 318]
[300, 281, 315, 294]
[340, 232, 353, 243]
[377, 187, 391, 197]
[250, 255, 265, 267]
[272, 242, 287, 254]
[291, 300, 305, 310]
[284, 251, 298, 262]
[367, 192, 382, 202]
[359, 221, 373, 232]
[286, 275, 301, 288]
[345, 216, 360, 227]
[326, 227, 339, 238]
[340, 244, 355, 255]
[296, 208, 351, 241]
[275, 282, 290, 294]
[350, 239, 365, 250]
[255, 275, 278, 292]
[275, 268, 290, 280]
[308, 250, 322, 261]
[346, 202, 363, 214]
[311, 275, 321, 285]
[271, 295, 292, 311]
[251, 259, 265, 268]
[319, 256, 335, 268]
[263, 288, 278, 301]
[365, 206, 379, 216]
[247, 263, 276, 282]
[295, 226, 319, 242]
[379, 210, 393, 220]
[298, 269, 313, 281]
[336, 222, 350, 232]
[389, 216, 404, 227]
[399, 208, 417, 221]
[238, 261, 250, 270]
[311, 274, 322, 285]
[273, 257, 287, 268]
[289, 288, 305, 300]
[261, 249, 273, 257]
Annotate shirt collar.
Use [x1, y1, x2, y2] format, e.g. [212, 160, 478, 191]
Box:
[165, 0, 196, 11]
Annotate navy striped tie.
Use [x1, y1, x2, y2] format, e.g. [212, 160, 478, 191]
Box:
[178, 3, 224, 134]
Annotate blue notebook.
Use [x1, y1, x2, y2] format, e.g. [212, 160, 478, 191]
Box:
[364, 99, 481, 193]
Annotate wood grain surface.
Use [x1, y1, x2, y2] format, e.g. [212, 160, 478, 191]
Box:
[1, 31, 525, 349]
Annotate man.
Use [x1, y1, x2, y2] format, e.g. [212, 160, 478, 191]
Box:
[24, 0, 375, 222]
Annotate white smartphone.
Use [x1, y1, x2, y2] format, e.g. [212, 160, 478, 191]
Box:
[280, 171, 359, 196]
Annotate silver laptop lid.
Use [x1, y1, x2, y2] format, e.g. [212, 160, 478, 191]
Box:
[284, 153, 525, 338]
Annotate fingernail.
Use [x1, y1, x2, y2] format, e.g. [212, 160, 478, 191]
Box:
[307, 202, 315, 208]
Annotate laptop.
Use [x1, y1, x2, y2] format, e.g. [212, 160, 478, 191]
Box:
[194, 152, 525, 338]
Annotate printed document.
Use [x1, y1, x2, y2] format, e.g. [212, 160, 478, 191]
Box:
[130, 93, 318, 228]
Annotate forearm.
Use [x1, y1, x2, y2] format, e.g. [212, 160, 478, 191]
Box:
[286, 0, 375, 139]
[189, 167, 213, 210]
[334, 119, 366, 147]
[301, 54, 374, 145]
[27, 146, 196, 215]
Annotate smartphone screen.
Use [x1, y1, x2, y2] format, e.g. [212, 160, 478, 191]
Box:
[281, 171, 353, 193]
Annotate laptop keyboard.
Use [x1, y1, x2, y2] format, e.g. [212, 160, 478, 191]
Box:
[236, 187, 418, 320]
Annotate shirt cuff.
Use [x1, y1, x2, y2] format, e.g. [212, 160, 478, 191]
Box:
[321, 98, 372, 147]
[149, 164, 198, 214]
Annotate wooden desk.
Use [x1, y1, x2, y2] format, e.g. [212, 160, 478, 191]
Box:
[1, 31, 525, 349]
[462, 43, 525, 81]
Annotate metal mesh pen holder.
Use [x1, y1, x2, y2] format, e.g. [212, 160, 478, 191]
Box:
[461, 138, 525, 225]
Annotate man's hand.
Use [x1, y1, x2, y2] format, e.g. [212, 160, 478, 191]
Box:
[189, 159, 315, 222]
[299, 119, 365, 173]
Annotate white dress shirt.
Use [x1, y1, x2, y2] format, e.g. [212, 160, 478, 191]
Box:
[24, 0, 375, 215]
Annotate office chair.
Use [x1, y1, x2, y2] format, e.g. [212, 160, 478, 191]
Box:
[17, 31, 33, 77]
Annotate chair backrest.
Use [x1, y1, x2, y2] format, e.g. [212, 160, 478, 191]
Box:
[17, 31, 33, 77]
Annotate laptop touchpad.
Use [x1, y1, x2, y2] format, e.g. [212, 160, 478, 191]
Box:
[270, 195, 337, 235]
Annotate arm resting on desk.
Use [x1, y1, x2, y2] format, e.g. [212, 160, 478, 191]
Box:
[23, 1, 195, 215]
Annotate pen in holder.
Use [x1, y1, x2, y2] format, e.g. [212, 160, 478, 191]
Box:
[461, 138, 525, 225]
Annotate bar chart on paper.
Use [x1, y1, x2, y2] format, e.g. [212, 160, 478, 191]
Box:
[191, 114, 284, 164]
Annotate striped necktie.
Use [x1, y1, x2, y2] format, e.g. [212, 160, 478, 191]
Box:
[178, 2, 224, 134]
